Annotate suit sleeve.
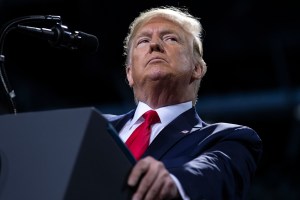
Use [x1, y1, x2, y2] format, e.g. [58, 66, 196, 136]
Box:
[168, 125, 263, 200]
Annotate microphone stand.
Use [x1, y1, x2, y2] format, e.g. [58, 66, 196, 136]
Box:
[0, 15, 61, 114]
[0, 54, 16, 114]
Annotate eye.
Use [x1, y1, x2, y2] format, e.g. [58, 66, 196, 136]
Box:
[136, 37, 150, 47]
[164, 35, 179, 43]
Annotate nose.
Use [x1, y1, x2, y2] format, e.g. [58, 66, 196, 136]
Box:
[149, 41, 164, 53]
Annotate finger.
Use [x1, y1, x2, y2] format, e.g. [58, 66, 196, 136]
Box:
[144, 177, 163, 200]
[132, 158, 160, 199]
[157, 176, 178, 200]
[144, 167, 169, 200]
[133, 175, 157, 200]
[128, 157, 151, 187]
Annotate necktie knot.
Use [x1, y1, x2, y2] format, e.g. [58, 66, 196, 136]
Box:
[143, 110, 160, 127]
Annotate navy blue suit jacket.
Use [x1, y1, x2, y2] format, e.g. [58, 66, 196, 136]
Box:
[104, 107, 263, 200]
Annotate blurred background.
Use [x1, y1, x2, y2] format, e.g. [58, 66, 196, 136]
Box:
[0, 0, 299, 199]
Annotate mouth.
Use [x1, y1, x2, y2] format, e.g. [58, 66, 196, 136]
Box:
[148, 57, 167, 64]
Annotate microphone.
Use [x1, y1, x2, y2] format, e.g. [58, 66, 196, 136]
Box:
[16, 23, 99, 53]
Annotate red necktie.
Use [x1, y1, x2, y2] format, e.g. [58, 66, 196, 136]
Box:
[125, 110, 160, 160]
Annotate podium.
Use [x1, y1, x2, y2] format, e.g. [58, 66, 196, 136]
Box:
[0, 107, 135, 200]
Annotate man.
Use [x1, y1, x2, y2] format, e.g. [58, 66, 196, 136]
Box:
[104, 6, 263, 200]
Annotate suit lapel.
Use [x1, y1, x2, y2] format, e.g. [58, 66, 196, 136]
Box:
[143, 107, 201, 160]
[109, 110, 135, 132]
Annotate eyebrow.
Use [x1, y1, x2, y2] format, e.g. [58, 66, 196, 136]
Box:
[136, 28, 180, 39]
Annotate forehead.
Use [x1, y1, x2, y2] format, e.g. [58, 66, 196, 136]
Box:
[136, 17, 184, 34]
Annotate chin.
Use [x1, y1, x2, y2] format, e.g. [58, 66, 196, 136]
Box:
[147, 68, 166, 80]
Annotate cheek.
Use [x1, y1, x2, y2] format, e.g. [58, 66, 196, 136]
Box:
[132, 48, 148, 65]
[175, 49, 194, 71]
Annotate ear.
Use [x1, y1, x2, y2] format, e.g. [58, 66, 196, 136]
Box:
[192, 63, 203, 80]
[126, 65, 134, 87]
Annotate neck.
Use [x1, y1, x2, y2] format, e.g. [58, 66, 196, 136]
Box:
[134, 83, 194, 109]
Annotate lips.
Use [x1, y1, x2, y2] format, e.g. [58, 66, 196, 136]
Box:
[148, 57, 167, 64]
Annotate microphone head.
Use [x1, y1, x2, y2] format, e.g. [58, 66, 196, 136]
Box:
[73, 31, 99, 53]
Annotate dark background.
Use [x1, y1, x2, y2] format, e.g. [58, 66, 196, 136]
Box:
[0, 0, 299, 199]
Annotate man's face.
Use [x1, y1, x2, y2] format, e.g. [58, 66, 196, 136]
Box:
[126, 17, 198, 91]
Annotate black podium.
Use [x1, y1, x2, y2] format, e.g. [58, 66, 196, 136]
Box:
[0, 107, 135, 200]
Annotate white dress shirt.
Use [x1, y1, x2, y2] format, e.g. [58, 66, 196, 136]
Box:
[119, 101, 192, 200]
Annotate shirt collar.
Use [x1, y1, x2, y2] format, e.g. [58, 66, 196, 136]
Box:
[129, 101, 193, 128]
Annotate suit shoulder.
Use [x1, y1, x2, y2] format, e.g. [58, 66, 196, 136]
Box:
[204, 122, 251, 131]
[203, 122, 261, 143]
[102, 113, 126, 122]
[203, 122, 259, 138]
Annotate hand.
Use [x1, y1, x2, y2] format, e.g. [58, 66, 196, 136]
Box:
[128, 156, 180, 200]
